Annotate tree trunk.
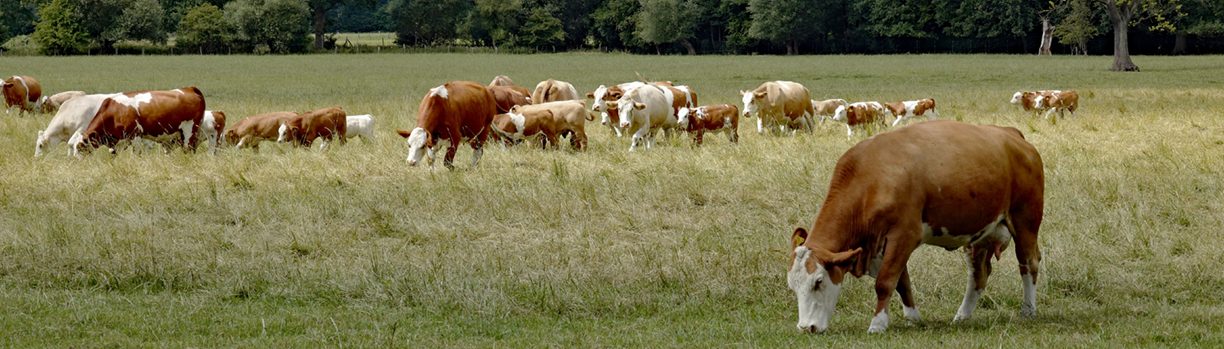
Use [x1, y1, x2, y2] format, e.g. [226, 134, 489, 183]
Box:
[1039, 17, 1054, 55]
[678, 38, 696, 55]
[1105, 1, 1140, 71]
[786, 39, 797, 55]
[313, 6, 328, 50]
[1172, 32, 1187, 55]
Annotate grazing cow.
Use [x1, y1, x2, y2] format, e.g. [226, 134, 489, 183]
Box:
[200, 110, 227, 153]
[741, 81, 815, 135]
[811, 99, 849, 124]
[223, 111, 297, 150]
[277, 106, 347, 151]
[488, 85, 533, 113]
[657, 84, 699, 140]
[489, 75, 515, 87]
[1039, 90, 1078, 119]
[71, 87, 207, 154]
[787, 120, 1044, 334]
[346, 114, 376, 142]
[38, 91, 87, 114]
[492, 100, 591, 151]
[677, 104, 738, 146]
[396, 81, 498, 170]
[885, 98, 940, 127]
[35, 93, 119, 156]
[1010, 90, 1060, 115]
[587, 82, 645, 137]
[831, 102, 888, 137]
[611, 84, 670, 151]
[3, 75, 42, 114]
[532, 79, 581, 104]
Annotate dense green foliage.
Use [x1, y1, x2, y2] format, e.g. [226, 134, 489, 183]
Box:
[224, 0, 311, 53]
[176, 3, 230, 53]
[30, 0, 87, 54]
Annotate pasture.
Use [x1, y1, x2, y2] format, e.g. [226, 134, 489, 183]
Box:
[1, 53, 1223, 347]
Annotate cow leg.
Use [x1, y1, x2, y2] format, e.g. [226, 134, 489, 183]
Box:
[755, 117, 764, 134]
[868, 230, 921, 333]
[954, 243, 996, 323]
[891, 115, 904, 128]
[629, 125, 650, 151]
[896, 267, 921, 322]
[845, 125, 853, 138]
[1010, 211, 1042, 318]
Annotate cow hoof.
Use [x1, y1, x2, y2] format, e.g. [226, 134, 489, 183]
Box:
[867, 311, 888, 333]
[952, 314, 970, 323]
[903, 306, 921, 322]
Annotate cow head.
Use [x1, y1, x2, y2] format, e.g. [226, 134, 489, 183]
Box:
[277, 123, 294, 143]
[399, 127, 434, 167]
[1010, 92, 1024, 106]
[677, 107, 692, 129]
[788, 228, 862, 333]
[832, 105, 848, 122]
[740, 90, 765, 117]
[614, 95, 647, 129]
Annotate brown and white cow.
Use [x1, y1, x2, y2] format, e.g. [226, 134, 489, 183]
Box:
[278, 106, 347, 151]
[4, 75, 42, 114]
[831, 102, 888, 137]
[488, 85, 532, 114]
[71, 87, 207, 154]
[741, 81, 815, 135]
[787, 120, 1044, 334]
[587, 82, 645, 137]
[885, 98, 939, 127]
[492, 100, 591, 151]
[36, 93, 119, 156]
[223, 111, 297, 150]
[201, 110, 226, 153]
[1039, 90, 1078, 119]
[531, 79, 581, 104]
[811, 99, 848, 124]
[491, 109, 554, 147]
[396, 81, 498, 170]
[1010, 90, 1060, 116]
[677, 104, 738, 146]
[38, 91, 87, 114]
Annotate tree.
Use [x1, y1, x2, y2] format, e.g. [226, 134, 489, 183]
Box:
[469, 0, 522, 52]
[119, 0, 168, 44]
[636, 0, 702, 54]
[590, 0, 646, 51]
[388, 0, 471, 46]
[1172, 0, 1224, 54]
[308, 0, 374, 50]
[518, 7, 564, 49]
[747, 0, 820, 54]
[225, 0, 312, 53]
[76, 0, 135, 50]
[1, 0, 41, 43]
[1093, 0, 1180, 71]
[1054, 0, 1100, 54]
[177, 3, 231, 53]
[32, 0, 88, 54]
[1031, 0, 1070, 55]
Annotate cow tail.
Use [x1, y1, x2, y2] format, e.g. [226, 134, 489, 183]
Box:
[586, 111, 595, 121]
[542, 80, 554, 102]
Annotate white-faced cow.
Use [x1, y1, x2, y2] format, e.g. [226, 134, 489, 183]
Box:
[492, 100, 591, 151]
[35, 93, 119, 156]
[396, 81, 498, 171]
[611, 84, 670, 151]
[741, 81, 815, 135]
[587, 82, 646, 137]
[831, 102, 888, 137]
[4, 75, 42, 114]
[71, 87, 207, 154]
[884, 99, 939, 127]
[811, 99, 849, 125]
[224, 111, 298, 150]
[278, 106, 347, 151]
[1010, 90, 1060, 116]
[677, 104, 738, 146]
[787, 120, 1044, 334]
[532, 79, 581, 104]
[1039, 90, 1078, 119]
[38, 91, 87, 114]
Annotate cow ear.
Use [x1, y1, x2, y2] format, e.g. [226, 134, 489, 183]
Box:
[817, 247, 862, 267]
[509, 105, 520, 114]
[585, 92, 595, 99]
[542, 110, 554, 118]
[739, 90, 746, 96]
[792, 228, 808, 249]
[396, 130, 412, 138]
[754, 91, 766, 99]
[633, 102, 646, 110]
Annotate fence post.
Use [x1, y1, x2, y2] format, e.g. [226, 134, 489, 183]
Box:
[142, 47, 145, 55]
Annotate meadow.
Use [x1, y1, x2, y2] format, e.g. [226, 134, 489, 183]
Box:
[1, 53, 1222, 347]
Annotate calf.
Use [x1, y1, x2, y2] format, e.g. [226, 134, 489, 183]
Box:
[494, 100, 591, 150]
[1010, 90, 1060, 116]
[1040, 90, 1078, 119]
[885, 98, 939, 127]
[491, 109, 555, 147]
[787, 120, 1044, 333]
[3, 75, 42, 114]
[200, 110, 227, 153]
[677, 104, 738, 146]
[38, 91, 87, 114]
[346, 114, 376, 143]
[278, 106, 347, 150]
[811, 99, 848, 124]
[831, 102, 888, 137]
[35, 93, 119, 156]
[223, 111, 297, 150]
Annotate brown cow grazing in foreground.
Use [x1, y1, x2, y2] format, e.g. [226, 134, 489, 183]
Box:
[397, 81, 498, 170]
[787, 120, 1044, 334]
[491, 100, 591, 151]
[223, 112, 297, 150]
[4, 75, 42, 114]
[677, 104, 738, 146]
[38, 91, 87, 114]
[278, 107, 347, 151]
[71, 87, 207, 154]
[884, 98, 939, 127]
[1040, 90, 1078, 119]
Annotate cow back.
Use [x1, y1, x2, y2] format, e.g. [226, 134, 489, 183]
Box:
[417, 81, 498, 143]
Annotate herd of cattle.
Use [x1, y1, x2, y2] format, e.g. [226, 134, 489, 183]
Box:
[6, 74, 1076, 169]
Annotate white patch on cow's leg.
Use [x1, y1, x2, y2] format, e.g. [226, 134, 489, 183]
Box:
[179, 120, 195, 146]
[903, 305, 921, 321]
[756, 117, 764, 134]
[954, 268, 982, 323]
[1021, 273, 1037, 317]
[471, 148, 483, 168]
[867, 310, 889, 333]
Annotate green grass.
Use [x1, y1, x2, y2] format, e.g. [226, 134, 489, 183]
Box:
[1, 53, 1223, 347]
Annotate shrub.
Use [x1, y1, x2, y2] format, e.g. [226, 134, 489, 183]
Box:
[31, 0, 88, 55]
[2, 35, 43, 54]
[224, 0, 311, 54]
[176, 3, 231, 54]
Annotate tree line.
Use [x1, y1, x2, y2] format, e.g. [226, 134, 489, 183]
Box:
[2, 0, 1221, 68]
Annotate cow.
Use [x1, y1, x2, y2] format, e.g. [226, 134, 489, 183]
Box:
[490, 75, 516, 87]
[396, 81, 498, 171]
[38, 91, 87, 114]
[4, 75, 42, 114]
[787, 120, 1044, 334]
[223, 111, 297, 150]
[70, 87, 207, 155]
[657, 84, 698, 140]
[1039, 90, 1078, 119]
[677, 104, 738, 146]
[346, 114, 376, 143]
[811, 99, 848, 124]
[741, 81, 815, 135]
[587, 82, 645, 137]
[532, 79, 581, 104]
[277, 106, 347, 151]
[491, 100, 591, 151]
[488, 85, 532, 113]
[610, 84, 670, 151]
[831, 102, 888, 137]
[884, 99, 939, 127]
[1010, 90, 1060, 115]
[200, 110, 227, 153]
[35, 93, 119, 156]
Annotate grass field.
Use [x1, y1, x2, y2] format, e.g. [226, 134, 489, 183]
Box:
[1, 53, 1223, 347]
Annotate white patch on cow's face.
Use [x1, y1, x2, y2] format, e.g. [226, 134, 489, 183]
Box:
[429, 85, 449, 99]
[832, 105, 847, 122]
[789, 246, 842, 333]
[109, 93, 154, 115]
[741, 92, 757, 116]
[617, 96, 634, 129]
[277, 124, 289, 142]
[591, 86, 609, 112]
[1010, 92, 1023, 105]
[405, 127, 430, 166]
[677, 108, 691, 128]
